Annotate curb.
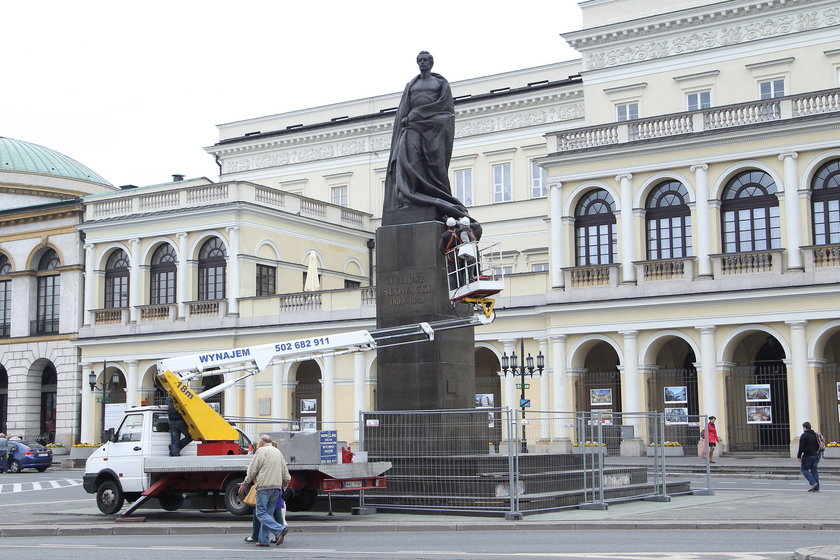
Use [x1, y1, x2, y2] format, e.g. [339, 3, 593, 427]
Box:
[795, 546, 840, 560]
[4, 520, 840, 538]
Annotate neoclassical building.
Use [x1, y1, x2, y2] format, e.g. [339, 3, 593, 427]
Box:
[0, 136, 115, 444]
[18, 0, 840, 456]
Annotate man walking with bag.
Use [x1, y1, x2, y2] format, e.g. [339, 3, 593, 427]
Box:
[239, 434, 291, 546]
[797, 421, 821, 492]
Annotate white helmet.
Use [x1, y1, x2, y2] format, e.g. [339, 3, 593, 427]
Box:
[446, 217, 457, 227]
[459, 217, 471, 226]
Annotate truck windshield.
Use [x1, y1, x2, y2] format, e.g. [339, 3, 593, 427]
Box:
[115, 414, 144, 442]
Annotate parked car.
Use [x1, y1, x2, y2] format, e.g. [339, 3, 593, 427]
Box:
[5, 441, 52, 472]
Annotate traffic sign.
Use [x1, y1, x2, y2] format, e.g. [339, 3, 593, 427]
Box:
[516, 383, 530, 389]
[96, 397, 112, 403]
[520, 399, 531, 408]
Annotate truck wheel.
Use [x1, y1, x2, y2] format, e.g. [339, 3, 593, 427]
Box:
[159, 492, 185, 511]
[224, 477, 252, 516]
[7, 460, 21, 473]
[96, 479, 125, 515]
[285, 488, 318, 511]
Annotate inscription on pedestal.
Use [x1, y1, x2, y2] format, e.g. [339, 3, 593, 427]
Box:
[380, 273, 432, 311]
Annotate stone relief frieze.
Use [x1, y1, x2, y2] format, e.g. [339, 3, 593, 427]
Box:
[222, 102, 584, 173]
[585, 6, 838, 70]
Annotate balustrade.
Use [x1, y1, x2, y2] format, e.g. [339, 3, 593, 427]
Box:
[812, 245, 840, 267]
[278, 292, 322, 311]
[568, 265, 612, 287]
[549, 88, 840, 153]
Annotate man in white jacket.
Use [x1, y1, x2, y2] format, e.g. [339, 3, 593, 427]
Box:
[239, 434, 291, 546]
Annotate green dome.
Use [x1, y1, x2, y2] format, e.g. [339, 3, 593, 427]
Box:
[0, 136, 111, 186]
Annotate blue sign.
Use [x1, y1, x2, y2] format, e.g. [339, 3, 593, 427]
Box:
[520, 399, 531, 408]
[320, 430, 338, 463]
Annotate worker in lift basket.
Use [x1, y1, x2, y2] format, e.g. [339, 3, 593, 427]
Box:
[167, 396, 193, 456]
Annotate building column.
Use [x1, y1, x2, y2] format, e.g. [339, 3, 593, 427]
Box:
[223, 373, 240, 418]
[84, 244, 95, 326]
[80, 362, 94, 443]
[787, 320, 809, 436]
[353, 352, 366, 430]
[779, 152, 803, 270]
[126, 360, 139, 408]
[271, 363, 287, 419]
[177, 232, 188, 319]
[620, 330, 641, 436]
[550, 335, 569, 440]
[500, 339, 516, 411]
[322, 355, 336, 429]
[616, 174, 636, 284]
[690, 164, 712, 277]
[536, 338, 550, 441]
[549, 179, 565, 288]
[244, 370, 257, 421]
[226, 226, 240, 316]
[128, 238, 140, 323]
[697, 326, 718, 417]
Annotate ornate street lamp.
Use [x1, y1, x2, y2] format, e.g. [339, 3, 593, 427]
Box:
[89, 363, 120, 441]
[501, 339, 544, 453]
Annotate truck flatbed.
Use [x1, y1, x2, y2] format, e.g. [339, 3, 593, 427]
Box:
[143, 455, 391, 478]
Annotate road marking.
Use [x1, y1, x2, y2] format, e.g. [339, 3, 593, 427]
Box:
[0, 545, 794, 559]
[0, 478, 81, 494]
[0, 498, 89, 508]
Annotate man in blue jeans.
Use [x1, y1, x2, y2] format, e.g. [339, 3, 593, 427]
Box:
[238, 434, 291, 547]
[797, 421, 821, 492]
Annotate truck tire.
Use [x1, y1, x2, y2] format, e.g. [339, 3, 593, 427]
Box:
[96, 479, 125, 515]
[285, 488, 318, 512]
[223, 477, 252, 516]
[159, 492, 185, 511]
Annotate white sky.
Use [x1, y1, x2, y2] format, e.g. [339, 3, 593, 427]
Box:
[2, 1, 583, 188]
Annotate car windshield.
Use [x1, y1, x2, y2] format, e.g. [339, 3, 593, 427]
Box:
[22, 441, 46, 450]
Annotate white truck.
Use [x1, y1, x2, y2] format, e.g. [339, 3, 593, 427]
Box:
[82, 316, 489, 516]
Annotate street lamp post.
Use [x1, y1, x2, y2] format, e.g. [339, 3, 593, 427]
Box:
[89, 363, 120, 442]
[501, 339, 544, 453]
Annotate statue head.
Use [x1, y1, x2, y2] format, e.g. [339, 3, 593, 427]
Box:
[416, 50, 434, 71]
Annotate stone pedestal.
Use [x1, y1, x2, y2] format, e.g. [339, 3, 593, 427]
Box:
[375, 220, 475, 411]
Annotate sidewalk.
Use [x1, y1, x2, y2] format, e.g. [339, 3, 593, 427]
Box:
[4, 456, 839, 559]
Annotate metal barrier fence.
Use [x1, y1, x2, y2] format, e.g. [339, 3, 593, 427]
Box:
[357, 409, 710, 517]
[229, 410, 711, 517]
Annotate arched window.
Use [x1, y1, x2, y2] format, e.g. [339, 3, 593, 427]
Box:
[104, 249, 130, 309]
[575, 189, 617, 266]
[812, 159, 840, 246]
[198, 237, 227, 301]
[35, 249, 60, 334]
[150, 244, 177, 305]
[0, 255, 10, 337]
[721, 170, 780, 253]
[646, 180, 692, 260]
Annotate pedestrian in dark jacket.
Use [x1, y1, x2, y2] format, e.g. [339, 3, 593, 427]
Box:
[797, 421, 821, 492]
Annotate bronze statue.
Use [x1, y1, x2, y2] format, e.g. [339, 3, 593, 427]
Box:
[383, 51, 474, 227]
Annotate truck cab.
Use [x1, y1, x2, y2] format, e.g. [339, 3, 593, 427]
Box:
[83, 406, 250, 514]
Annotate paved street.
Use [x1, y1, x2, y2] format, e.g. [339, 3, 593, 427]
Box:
[2, 530, 839, 560]
[2, 457, 840, 559]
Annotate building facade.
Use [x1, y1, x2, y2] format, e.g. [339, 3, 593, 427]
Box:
[10, 0, 840, 456]
[0, 137, 114, 445]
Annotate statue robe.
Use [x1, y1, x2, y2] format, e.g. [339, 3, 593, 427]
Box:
[382, 72, 468, 225]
